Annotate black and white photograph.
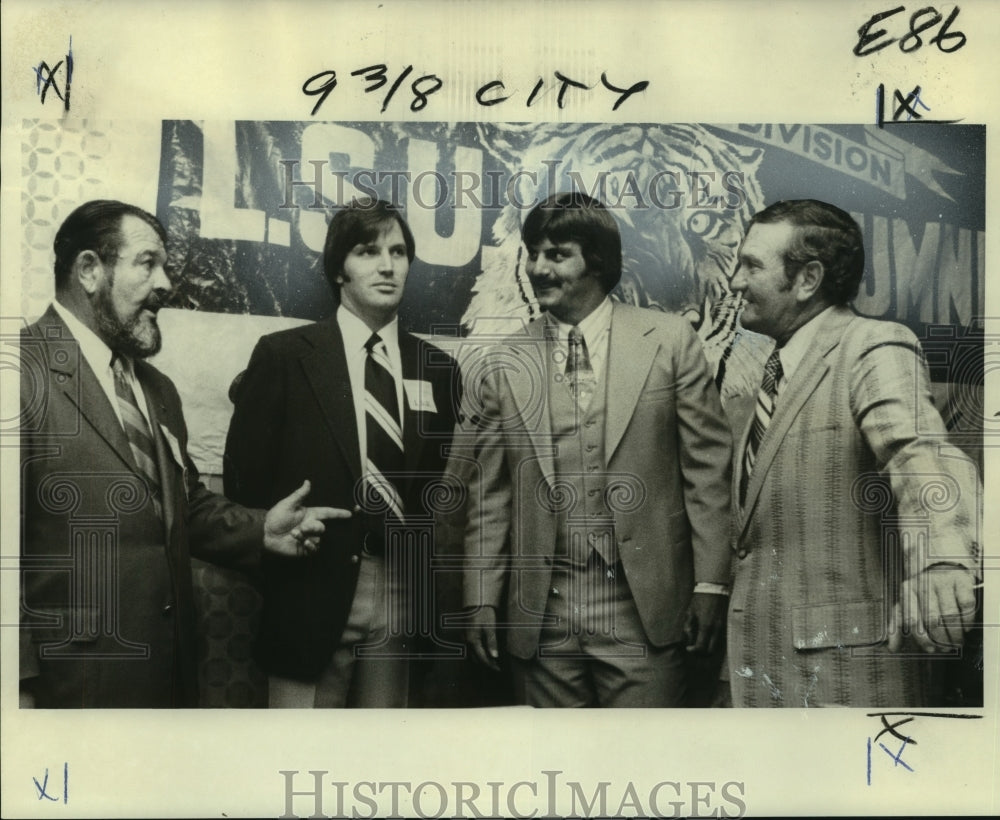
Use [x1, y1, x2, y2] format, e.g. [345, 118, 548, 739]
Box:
[2, 1, 997, 817]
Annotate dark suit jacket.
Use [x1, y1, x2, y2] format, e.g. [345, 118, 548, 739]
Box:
[461, 304, 733, 659]
[20, 306, 266, 708]
[223, 317, 460, 681]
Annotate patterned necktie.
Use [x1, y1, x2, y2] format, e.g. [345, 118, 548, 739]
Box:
[363, 333, 405, 547]
[740, 349, 783, 506]
[111, 355, 163, 519]
[566, 326, 597, 410]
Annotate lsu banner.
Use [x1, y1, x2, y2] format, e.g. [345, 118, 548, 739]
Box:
[119, 120, 984, 469]
[156, 119, 984, 344]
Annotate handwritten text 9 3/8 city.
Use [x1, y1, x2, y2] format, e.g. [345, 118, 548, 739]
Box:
[301, 65, 649, 116]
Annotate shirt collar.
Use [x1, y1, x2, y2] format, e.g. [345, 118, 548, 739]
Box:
[777, 305, 834, 382]
[337, 304, 399, 352]
[544, 297, 613, 344]
[51, 299, 127, 375]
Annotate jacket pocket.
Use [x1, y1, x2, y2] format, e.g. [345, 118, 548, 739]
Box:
[791, 600, 887, 650]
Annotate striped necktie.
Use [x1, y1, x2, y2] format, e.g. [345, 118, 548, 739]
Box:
[566, 326, 597, 410]
[363, 333, 405, 550]
[111, 355, 163, 519]
[740, 349, 783, 506]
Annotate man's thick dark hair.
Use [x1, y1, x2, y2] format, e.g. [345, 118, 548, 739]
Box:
[521, 191, 623, 294]
[322, 198, 416, 292]
[748, 199, 865, 305]
[53, 200, 167, 290]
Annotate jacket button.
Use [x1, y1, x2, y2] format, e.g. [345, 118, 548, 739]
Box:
[351, 554, 360, 564]
[162, 603, 173, 616]
[737, 549, 748, 559]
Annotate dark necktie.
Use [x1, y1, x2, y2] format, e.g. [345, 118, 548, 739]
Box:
[566, 326, 597, 409]
[363, 333, 405, 547]
[740, 349, 783, 506]
[111, 355, 163, 519]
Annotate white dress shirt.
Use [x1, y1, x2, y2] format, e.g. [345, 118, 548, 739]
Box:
[52, 300, 153, 430]
[544, 296, 613, 381]
[773, 305, 835, 396]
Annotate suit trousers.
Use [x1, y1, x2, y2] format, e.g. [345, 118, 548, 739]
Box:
[268, 552, 409, 707]
[511, 552, 686, 707]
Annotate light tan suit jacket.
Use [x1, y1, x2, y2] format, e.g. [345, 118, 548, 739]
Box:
[461, 303, 733, 660]
[729, 306, 981, 707]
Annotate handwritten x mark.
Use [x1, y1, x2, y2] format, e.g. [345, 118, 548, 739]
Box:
[33, 768, 58, 802]
[893, 86, 930, 121]
[873, 714, 917, 745]
[878, 740, 915, 772]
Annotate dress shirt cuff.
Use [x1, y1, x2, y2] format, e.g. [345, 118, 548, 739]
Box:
[693, 582, 730, 596]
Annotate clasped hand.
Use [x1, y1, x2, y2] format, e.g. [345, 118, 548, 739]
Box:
[889, 565, 978, 653]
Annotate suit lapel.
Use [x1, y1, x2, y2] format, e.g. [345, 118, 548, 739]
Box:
[135, 365, 179, 541]
[737, 307, 856, 533]
[300, 318, 363, 481]
[399, 331, 427, 471]
[40, 307, 136, 471]
[731, 390, 757, 534]
[503, 320, 557, 487]
[605, 304, 658, 462]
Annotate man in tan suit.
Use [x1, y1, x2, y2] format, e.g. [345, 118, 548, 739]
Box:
[460, 192, 733, 707]
[728, 198, 981, 707]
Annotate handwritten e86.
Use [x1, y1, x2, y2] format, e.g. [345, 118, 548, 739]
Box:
[854, 5, 966, 56]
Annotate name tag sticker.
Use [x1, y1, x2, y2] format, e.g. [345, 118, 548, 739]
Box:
[159, 422, 190, 499]
[404, 379, 437, 413]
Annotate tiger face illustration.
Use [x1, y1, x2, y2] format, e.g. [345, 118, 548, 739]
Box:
[463, 123, 766, 377]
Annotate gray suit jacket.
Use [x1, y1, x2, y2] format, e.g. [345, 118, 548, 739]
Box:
[20, 306, 265, 707]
